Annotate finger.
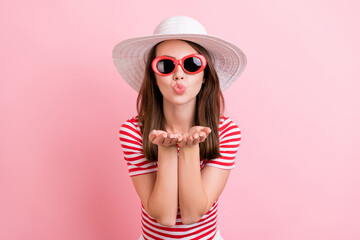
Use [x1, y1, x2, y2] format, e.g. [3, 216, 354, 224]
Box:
[192, 137, 200, 145]
[187, 136, 194, 146]
[173, 134, 180, 141]
[161, 132, 168, 144]
[150, 129, 167, 140]
[167, 133, 174, 145]
[153, 132, 166, 145]
[199, 131, 206, 142]
[178, 136, 187, 147]
[192, 132, 200, 145]
[204, 127, 212, 135]
[193, 132, 199, 140]
[149, 130, 158, 142]
[177, 135, 183, 143]
[170, 134, 180, 145]
[168, 137, 175, 145]
[163, 133, 173, 145]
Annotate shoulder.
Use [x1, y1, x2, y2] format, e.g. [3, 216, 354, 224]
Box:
[218, 114, 241, 137]
[119, 115, 143, 144]
[118, 116, 157, 177]
[120, 115, 142, 132]
[203, 114, 241, 169]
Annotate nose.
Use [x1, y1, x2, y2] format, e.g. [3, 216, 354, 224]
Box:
[173, 64, 185, 81]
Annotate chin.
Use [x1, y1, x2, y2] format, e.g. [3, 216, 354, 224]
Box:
[174, 98, 198, 106]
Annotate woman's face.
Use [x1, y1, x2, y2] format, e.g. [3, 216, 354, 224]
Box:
[154, 40, 205, 106]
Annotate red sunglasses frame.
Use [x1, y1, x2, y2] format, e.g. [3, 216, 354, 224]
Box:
[151, 53, 207, 76]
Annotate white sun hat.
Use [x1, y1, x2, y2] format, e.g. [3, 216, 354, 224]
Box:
[112, 15, 247, 92]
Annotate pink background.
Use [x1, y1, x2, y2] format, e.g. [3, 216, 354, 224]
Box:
[1, 0, 359, 239]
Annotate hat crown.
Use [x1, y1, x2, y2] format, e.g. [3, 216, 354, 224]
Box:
[153, 16, 207, 35]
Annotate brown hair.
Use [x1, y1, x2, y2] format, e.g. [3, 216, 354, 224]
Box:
[136, 39, 225, 162]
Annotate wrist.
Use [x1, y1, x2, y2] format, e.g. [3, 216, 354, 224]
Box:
[179, 142, 199, 149]
[179, 143, 199, 155]
[157, 145, 178, 165]
[158, 144, 177, 152]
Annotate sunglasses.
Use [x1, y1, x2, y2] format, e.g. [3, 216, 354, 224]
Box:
[151, 53, 207, 76]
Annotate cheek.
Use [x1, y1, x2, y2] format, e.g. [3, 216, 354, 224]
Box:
[193, 74, 205, 87]
[155, 77, 171, 94]
[155, 76, 165, 87]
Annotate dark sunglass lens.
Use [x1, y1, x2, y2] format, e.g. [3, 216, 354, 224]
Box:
[184, 57, 202, 72]
[157, 59, 175, 74]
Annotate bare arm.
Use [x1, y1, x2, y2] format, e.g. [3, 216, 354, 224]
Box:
[148, 145, 178, 225]
[131, 131, 180, 227]
[177, 127, 231, 225]
[178, 144, 207, 224]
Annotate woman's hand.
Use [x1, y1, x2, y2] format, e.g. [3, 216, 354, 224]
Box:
[149, 130, 182, 148]
[178, 126, 212, 148]
[149, 126, 212, 148]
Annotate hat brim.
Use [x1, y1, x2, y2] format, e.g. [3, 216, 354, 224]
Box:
[112, 33, 247, 92]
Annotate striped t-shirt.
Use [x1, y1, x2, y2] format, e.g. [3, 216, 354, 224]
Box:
[119, 114, 241, 240]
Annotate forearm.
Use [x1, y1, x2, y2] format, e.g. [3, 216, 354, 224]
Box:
[178, 144, 208, 224]
[148, 145, 178, 226]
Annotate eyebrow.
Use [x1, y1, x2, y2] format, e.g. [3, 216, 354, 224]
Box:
[157, 53, 197, 59]
[162, 54, 175, 58]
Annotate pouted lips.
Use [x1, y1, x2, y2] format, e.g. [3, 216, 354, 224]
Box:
[173, 83, 186, 94]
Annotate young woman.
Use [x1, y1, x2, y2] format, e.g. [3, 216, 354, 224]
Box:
[113, 16, 247, 240]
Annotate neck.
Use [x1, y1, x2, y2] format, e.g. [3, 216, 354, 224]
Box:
[163, 99, 196, 134]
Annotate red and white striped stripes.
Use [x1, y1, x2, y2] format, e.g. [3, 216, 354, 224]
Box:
[140, 201, 219, 240]
[119, 114, 241, 239]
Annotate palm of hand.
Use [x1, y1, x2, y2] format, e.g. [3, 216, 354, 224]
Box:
[149, 126, 212, 148]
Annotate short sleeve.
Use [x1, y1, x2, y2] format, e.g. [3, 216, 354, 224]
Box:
[205, 116, 242, 170]
[118, 117, 158, 177]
